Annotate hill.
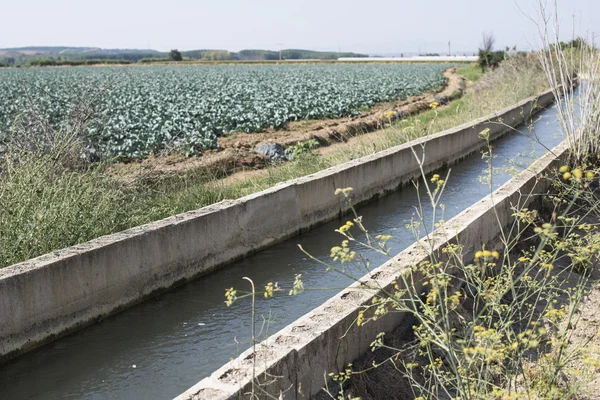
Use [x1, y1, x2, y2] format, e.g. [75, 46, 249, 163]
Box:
[0, 47, 368, 66]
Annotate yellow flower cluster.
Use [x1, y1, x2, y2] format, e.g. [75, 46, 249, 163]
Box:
[559, 165, 596, 181]
[513, 208, 538, 224]
[328, 363, 354, 385]
[337, 220, 354, 234]
[224, 287, 237, 307]
[356, 310, 364, 326]
[430, 101, 440, 109]
[516, 328, 543, 348]
[544, 305, 568, 323]
[533, 223, 556, 240]
[264, 282, 275, 298]
[330, 240, 356, 264]
[334, 187, 353, 197]
[431, 173, 445, 187]
[462, 323, 547, 367]
[447, 291, 462, 310]
[426, 286, 439, 305]
[375, 234, 392, 249]
[289, 274, 304, 296]
[463, 326, 506, 362]
[380, 110, 396, 121]
[376, 234, 392, 241]
[474, 249, 500, 261]
[463, 344, 505, 363]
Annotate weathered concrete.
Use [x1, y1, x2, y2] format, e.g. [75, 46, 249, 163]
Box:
[0, 89, 555, 362]
[177, 140, 569, 400]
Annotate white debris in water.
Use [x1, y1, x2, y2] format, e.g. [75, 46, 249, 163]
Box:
[132, 365, 137, 369]
[198, 323, 206, 326]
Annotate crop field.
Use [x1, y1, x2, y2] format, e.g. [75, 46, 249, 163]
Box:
[0, 64, 451, 159]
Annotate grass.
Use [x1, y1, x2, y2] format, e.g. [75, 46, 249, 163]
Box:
[0, 155, 134, 266]
[0, 54, 551, 268]
[456, 62, 484, 82]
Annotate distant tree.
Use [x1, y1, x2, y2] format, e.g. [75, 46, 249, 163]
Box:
[285, 50, 302, 59]
[481, 32, 495, 53]
[478, 32, 505, 72]
[568, 37, 587, 50]
[169, 49, 183, 61]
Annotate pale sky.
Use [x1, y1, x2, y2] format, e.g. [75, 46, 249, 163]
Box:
[1, 0, 598, 54]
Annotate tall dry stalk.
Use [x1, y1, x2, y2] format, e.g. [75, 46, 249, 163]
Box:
[534, 0, 600, 161]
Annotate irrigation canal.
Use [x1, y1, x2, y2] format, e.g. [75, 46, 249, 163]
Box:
[0, 100, 566, 399]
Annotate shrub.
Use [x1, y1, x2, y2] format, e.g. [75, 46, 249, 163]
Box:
[169, 49, 183, 61]
[477, 49, 506, 71]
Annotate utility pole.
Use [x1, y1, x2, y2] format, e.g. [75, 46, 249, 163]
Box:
[276, 43, 284, 61]
[448, 41, 451, 56]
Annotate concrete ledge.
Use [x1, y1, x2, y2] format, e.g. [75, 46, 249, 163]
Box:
[177, 140, 569, 400]
[0, 89, 555, 361]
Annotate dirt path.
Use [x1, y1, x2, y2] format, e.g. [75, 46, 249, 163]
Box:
[111, 68, 464, 183]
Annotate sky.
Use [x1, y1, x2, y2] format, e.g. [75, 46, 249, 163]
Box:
[1, 0, 598, 55]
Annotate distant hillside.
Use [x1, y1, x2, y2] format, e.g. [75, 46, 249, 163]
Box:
[0, 47, 161, 66]
[0, 46, 367, 66]
[0, 46, 160, 55]
[234, 49, 367, 61]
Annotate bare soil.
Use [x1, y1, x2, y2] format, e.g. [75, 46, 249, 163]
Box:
[111, 68, 464, 183]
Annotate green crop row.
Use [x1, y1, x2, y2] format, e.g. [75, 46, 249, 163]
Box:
[0, 64, 451, 159]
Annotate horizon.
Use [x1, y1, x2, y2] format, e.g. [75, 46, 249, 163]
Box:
[1, 0, 598, 55]
[0, 45, 478, 57]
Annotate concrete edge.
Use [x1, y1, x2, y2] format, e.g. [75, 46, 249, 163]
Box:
[176, 140, 570, 399]
[0, 88, 555, 362]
